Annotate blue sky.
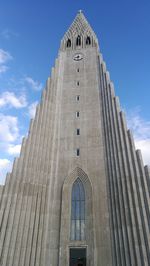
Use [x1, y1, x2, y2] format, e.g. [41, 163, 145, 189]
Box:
[0, 0, 150, 183]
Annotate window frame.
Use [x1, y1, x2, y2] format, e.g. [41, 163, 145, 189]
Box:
[76, 95, 80, 101]
[76, 149, 80, 156]
[70, 178, 85, 241]
[76, 111, 80, 118]
[77, 128, 80, 135]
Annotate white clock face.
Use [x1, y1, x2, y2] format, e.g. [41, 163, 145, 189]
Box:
[73, 53, 83, 61]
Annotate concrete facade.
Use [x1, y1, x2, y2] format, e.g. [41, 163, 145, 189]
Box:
[0, 11, 150, 266]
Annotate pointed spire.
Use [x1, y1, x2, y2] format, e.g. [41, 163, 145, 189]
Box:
[60, 11, 99, 51]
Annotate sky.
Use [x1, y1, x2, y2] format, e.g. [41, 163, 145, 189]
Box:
[0, 0, 150, 184]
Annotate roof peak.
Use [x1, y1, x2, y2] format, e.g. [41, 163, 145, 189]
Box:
[60, 11, 99, 51]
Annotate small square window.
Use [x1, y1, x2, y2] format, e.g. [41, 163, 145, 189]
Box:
[76, 95, 80, 101]
[77, 129, 80, 135]
[76, 111, 80, 118]
[76, 149, 80, 156]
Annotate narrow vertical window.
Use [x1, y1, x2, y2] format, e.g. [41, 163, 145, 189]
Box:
[76, 149, 80, 156]
[77, 129, 80, 135]
[67, 39, 71, 47]
[77, 81, 79, 86]
[71, 178, 85, 240]
[76, 35, 81, 46]
[76, 95, 80, 101]
[77, 68, 79, 72]
[76, 111, 80, 118]
[86, 36, 91, 45]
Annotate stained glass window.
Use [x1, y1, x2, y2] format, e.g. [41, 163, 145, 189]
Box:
[71, 178, 85, 240]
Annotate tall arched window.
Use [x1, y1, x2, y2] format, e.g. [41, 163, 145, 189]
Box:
[66, 39, 71, 48]
[76, 35, 81, 46]
[71, 178, 85, 241]
[86, 36, 91, 45]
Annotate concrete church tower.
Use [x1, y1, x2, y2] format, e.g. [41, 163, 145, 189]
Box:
[0, 11, 150, 266]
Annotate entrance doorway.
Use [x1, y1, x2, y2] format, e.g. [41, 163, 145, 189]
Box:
[70, 248, 86, 266]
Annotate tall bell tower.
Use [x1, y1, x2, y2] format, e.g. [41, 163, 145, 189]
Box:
[0, 11, 149, 266]
[58, 10, 112, 266]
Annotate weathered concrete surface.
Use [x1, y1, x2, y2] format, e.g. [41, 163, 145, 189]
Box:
[0, 11, 149, 266]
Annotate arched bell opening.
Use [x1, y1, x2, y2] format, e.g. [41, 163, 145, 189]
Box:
[86, 36, 91, 45]
[66, 38, 71, 48]
[76, 35, 81, 46]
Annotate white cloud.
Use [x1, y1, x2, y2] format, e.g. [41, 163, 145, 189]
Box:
[135, 139, 150, 165]
[28, 101, 38, 118]
[7, 144, 21, 155]
[0, 91, 27, 108]
[0, 114, 22, 183]
[0, 159, 12, 184]
[0, 114, 19, 142]
[126, 109, 150, 165]
[0, 65, 8, 73]
[0, 49, 12, 74]
[0, 49, 12, 64]
[25, 76, 42, 91]
[127, 109, 150, 140]
[1, 29, 18, 40]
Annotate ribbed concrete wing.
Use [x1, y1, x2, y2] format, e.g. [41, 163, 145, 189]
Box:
[0, 11, 149, 266]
